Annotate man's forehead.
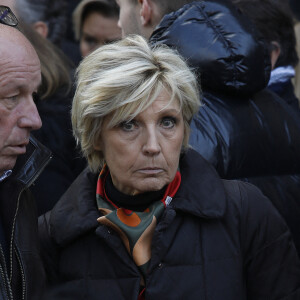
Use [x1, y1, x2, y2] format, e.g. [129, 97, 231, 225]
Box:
[0, 23, 21, 44]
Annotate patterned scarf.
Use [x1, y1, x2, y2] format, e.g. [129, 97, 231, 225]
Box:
[96, 165, 181, 280]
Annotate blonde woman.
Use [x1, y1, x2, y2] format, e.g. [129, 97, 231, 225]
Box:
[39, 35, 300, 299]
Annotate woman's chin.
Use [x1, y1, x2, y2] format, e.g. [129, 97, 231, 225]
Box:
[127, 179, 169, 195]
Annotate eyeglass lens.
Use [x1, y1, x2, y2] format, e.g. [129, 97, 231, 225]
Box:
[0, 6, 18, 27]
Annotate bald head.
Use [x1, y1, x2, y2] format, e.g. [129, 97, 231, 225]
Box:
[0, 23, 42, 174]
[0, 23, 38, 57]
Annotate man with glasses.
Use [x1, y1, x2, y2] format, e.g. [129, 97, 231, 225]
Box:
[0, 6, 51, 300]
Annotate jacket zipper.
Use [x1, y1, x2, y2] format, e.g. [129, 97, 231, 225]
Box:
[0, 246, 13, 299]
[15, 247, 25, 300]
[9, 153, 52, 299]
[8, 189, 22, 300]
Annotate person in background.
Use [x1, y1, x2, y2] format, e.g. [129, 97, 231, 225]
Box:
[294, 23, 300, 103]
[60, 0, 82, 66]
[0, 0, 87, 215]
[232, 0, 300, 111]
[1, 0, 68, 47]
[73, 0, 121, 57]
[290, 0, 300, 105]
[0, 7, 51, 299]
[38, 35, 300, 300]
[19, 20, 87, 215]
[116, 0, 300, 257]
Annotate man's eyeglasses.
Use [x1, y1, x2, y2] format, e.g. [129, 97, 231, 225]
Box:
[0, 6, 18, 27]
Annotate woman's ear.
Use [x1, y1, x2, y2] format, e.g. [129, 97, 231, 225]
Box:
[32, 21, 49, 38]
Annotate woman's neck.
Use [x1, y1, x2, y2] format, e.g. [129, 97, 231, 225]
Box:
[104, 173, 167, 211]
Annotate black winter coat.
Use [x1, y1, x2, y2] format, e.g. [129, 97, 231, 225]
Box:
[31, 87, 87, 215]
[150, 0, 300, 256]
[38, 150, 300, 299]
[0, 136, 51, 300]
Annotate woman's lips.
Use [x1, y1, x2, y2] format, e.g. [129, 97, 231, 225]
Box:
[137, 168, 163, 175]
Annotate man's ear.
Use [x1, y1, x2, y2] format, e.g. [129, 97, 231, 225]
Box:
[270, 41, 281, 70]
[139, 0, 152, 26]
[32, 21, 49, 39]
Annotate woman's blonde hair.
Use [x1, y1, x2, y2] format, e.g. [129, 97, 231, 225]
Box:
[72, 35, 201, 172]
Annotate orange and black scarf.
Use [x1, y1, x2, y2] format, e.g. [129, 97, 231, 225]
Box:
[96, 165, 181, 281]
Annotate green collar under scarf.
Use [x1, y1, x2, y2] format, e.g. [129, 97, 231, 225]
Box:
[96, 164, 181, 280]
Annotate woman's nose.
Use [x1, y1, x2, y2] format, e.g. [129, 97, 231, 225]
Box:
[142, 128, 161, 155]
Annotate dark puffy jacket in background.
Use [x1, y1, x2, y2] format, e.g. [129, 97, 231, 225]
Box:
[290, 0, 300, 20]
[150, 0, 300, 255]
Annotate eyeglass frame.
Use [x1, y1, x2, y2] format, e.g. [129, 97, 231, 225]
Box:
[0, 5, 18, 28]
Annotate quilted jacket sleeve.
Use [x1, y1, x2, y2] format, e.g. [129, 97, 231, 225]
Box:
[237, 181, 300, 299]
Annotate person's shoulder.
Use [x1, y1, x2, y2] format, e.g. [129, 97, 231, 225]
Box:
[222, 179, 284, 221]
[222, 179, 292, 254]
[40, 167, 99, 246]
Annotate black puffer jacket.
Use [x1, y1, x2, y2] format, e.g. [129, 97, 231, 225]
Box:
[0, 136, 51, 300]
[38, 149, 300, 299]
[150, 0, 300, 255]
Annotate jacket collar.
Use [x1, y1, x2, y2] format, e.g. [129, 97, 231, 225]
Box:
[172, 149, 226, 219]
[50, 149, 226, 247]
[11, 135, 52, 187]
[0, 135, 51, 241]
[49, 168, 100, 246]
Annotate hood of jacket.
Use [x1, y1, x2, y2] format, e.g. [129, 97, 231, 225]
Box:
[48, 149, 227, 247]
[150, 0, 271, 96]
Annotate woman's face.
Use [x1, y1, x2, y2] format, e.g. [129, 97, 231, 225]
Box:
[95, 89, 185, 195]
[80, 12, 121, 57]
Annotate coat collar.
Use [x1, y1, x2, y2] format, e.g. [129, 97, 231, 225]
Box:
[0, 135, 51, 242]
[49, 149, 227, 246]
[11, 135, 52, 187]
[49, 167, 100, 246]
[172, 149, 226, 218]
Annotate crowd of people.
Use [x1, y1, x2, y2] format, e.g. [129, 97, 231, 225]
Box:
[0, 0, 300, 299]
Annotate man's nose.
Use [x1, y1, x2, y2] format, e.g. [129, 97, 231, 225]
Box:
[18, 97, 42, 131]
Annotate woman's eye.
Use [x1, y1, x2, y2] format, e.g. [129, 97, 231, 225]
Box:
[120, 120, 137, 131]
[161, 117, 176, 129]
